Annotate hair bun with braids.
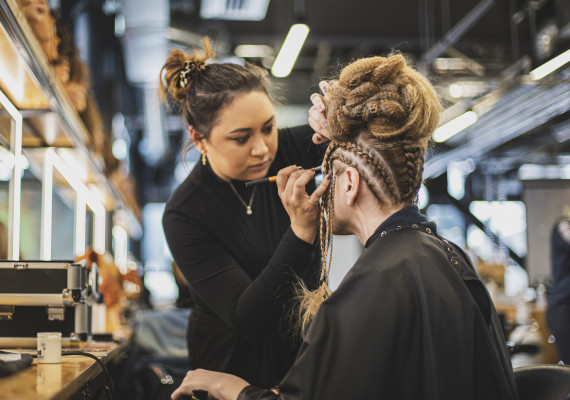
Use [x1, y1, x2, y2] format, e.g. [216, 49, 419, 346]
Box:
[327, 54, 440, 144]
[159, 38, 214, 103]
[295, 55, 442, 336]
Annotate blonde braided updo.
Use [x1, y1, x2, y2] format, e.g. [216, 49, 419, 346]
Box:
[296, 55, 442, 335]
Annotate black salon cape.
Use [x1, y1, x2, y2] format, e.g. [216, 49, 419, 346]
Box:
[238, 207, 518, 400]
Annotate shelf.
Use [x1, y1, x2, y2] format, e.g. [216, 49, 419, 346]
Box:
[0, 0, 141, 237]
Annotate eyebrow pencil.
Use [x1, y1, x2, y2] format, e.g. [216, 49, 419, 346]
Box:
[245, 166, 322, 187]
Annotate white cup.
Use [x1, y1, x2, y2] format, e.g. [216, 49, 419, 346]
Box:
[37, 332, 62, 364]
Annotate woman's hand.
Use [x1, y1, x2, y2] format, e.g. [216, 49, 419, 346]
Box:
[171, 369, 249, 400]
[309, 81, 332, 145]
[276, 166, 331, 244]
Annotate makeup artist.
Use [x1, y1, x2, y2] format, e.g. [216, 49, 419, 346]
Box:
[160, 38, 330, 388]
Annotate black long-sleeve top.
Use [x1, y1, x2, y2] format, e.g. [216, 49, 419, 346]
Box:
[162, 125, 323, 387]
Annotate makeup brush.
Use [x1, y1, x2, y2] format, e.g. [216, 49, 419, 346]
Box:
[245, 166, 322, 187]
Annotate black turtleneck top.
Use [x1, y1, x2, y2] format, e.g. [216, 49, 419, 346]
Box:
[162, 125, 324, 387]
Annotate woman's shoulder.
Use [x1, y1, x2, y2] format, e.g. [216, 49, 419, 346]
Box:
[164, 165, 210, 214]
[273, 125, 323, 171]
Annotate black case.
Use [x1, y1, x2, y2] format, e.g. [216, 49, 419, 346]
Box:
[0, 260, 98, 343]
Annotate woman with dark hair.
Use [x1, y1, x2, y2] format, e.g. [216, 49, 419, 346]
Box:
[160, 39, 329, 388]
[171, 54, 518, 400]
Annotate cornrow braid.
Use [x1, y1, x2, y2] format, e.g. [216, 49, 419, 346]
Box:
[334, 141, 400, 203]
[402, 142, 425, 200]
[296, 142, 339, 336]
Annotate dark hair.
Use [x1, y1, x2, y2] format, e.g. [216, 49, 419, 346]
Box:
[159, 38, 273, 140]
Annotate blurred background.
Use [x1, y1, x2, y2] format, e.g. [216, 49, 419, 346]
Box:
[0, 0, 569, 326]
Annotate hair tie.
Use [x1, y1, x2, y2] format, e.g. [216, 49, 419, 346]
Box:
[179, 60, 204, 89]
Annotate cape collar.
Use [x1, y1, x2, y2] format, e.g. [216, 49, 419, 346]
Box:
[365, 205, 437, 249]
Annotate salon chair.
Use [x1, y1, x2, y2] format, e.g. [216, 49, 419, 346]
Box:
[514, 364, 570, 400]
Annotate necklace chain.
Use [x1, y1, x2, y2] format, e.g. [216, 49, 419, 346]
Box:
[228, 182, 257, 215]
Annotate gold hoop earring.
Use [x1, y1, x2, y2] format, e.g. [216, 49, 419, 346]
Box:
[201, 152, 207, 166]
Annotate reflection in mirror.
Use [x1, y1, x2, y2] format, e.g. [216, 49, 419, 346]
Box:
[50, 176, 74, 259]
[41, 148, 105, 259]
[0, 89, 23, 259]
[20, 168, 42, 259]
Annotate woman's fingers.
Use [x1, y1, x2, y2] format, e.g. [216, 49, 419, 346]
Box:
[291, 169, 319, 202]
[319, 81, 330, 99]
[308, 106, 330, 144]
[309, 173, 332, 204]
[276, 167, 323, 243]
[276, 165, 302, 196]
[312, 132, 328, 144]
[308, 82, 332, 144]
[310, 93, 326, 113]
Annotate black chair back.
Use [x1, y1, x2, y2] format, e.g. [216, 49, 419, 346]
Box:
[514, 364, 570, 400]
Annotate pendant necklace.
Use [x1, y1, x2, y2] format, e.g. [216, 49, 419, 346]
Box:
[228, 182, 257, 215]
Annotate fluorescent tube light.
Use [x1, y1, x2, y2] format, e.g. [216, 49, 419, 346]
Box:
[530, 49, 570, 80]
[271, 24, 309, 78]
[432, 111, 478, 143]
[235, 44, 273, 58]
[200, 0, 270, 21]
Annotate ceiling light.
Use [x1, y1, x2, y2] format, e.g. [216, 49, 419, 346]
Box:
[432, 111, 478, 143]
[235, 44, 273, 58]
[530, 49, 570, 80]
[433, 58, 467, 71]
[200, 0, 270, 21]
[271, 24, 309, 78]
[448, 81, 488, 99]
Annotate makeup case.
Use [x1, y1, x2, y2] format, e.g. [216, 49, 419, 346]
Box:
[0, 260, 98, 347]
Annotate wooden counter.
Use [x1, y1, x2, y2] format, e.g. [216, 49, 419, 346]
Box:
[0, 342, 126, 400]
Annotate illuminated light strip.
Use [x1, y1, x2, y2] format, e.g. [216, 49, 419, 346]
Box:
[113, 225, 128, 274]
[271, 24, 309, 78]
[40, 153, 53, 259]
[75, 193, 86, 257]
[41, 148, 106, 260]
[93, 213, 106, 255]
[432, 111, 478, 143]
[0, 89, 22, 260]
[530, 49, 570, 81]
[235, 44, 272, 58]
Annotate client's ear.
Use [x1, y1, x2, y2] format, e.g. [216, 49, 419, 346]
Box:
[189, 126, 206, 152]
[344, 167, 360, 206]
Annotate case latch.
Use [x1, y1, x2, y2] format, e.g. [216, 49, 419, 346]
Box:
[47, 306, 65, 321]
[0, 305, 14, 320]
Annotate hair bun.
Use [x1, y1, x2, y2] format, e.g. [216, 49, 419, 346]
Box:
[159, 38, 214, 104]
[338, 56, 405, 89]
[327, 54, 439, 143]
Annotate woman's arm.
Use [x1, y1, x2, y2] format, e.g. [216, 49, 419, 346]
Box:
[163, 207, 318, 341]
